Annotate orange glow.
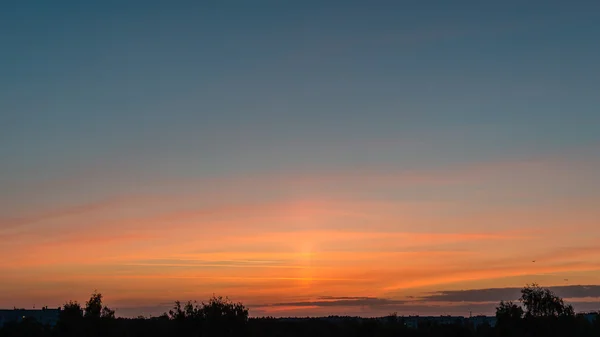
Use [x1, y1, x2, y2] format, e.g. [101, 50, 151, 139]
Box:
[1, 160, 600, 316]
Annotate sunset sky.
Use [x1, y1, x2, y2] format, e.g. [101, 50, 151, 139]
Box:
[1, 0, 600, 318]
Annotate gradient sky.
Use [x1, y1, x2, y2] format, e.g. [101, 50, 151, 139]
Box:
[1, 0, 600, 317]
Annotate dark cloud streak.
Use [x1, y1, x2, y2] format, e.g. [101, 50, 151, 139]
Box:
[420, 285, 600, 303]
[260, 297, 405, 308]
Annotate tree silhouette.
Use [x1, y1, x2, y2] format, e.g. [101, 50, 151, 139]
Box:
[495, 300, 524, 336]
[200, 296, 248, 337]
[61, 301, 83, 319]
[519, 283, 574, 318]
[200, 295, 248, 323]
[84, 291, 103, 319]
[168, 300, 202, 320]
[164, 296, 248, 336]
[167, 296, 248, 323]
[57, 301, 83, 337]
[101, 306, 115, 319]
[84, 291, 115, 319]
[494, 284, 581, 337]
[496, 300, 524, 321]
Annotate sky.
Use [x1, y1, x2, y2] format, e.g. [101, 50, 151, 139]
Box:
[1, 0, 600, 317]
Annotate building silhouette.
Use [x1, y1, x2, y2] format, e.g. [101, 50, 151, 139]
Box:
[0, 308, 61, 327]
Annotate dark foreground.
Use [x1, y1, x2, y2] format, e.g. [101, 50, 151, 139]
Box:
[1, 314, 599, 337]
[1, 284, 599, 337]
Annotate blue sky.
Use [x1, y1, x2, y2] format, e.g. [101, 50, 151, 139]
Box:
[2, 1, 599, 184]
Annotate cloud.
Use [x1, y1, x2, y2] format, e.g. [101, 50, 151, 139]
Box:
[126, 258, 303, 269]
[383, 263, 600, 292]
[541, 246, 600, 263]
[550, 285, 600, 299]
[183, 229, 530, 254]
[381, 243, 600, 291]
[420, 288, 521, 303]
[0, 232, 157, 267]
[317, 296, 380, 300]
[420, 285, 600, 303]
[259, 297, 405, 308]
[0, 197, 125, 230]
[6, 153, 590, 221]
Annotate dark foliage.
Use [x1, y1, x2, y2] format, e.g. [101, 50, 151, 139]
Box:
[1, 286, 598, 337]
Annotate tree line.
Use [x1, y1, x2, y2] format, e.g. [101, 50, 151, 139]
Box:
[1, 284, 598, 337]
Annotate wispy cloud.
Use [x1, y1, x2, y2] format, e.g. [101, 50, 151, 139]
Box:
[182, 229, 530, 254]
[4, 154, 592, 227]
[419, 288, 521, 303]
[0, 232, 156, 267]
[126, 258, 303, 269]
[0, 197, 125, 230]
[257, 297, 405, 308]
